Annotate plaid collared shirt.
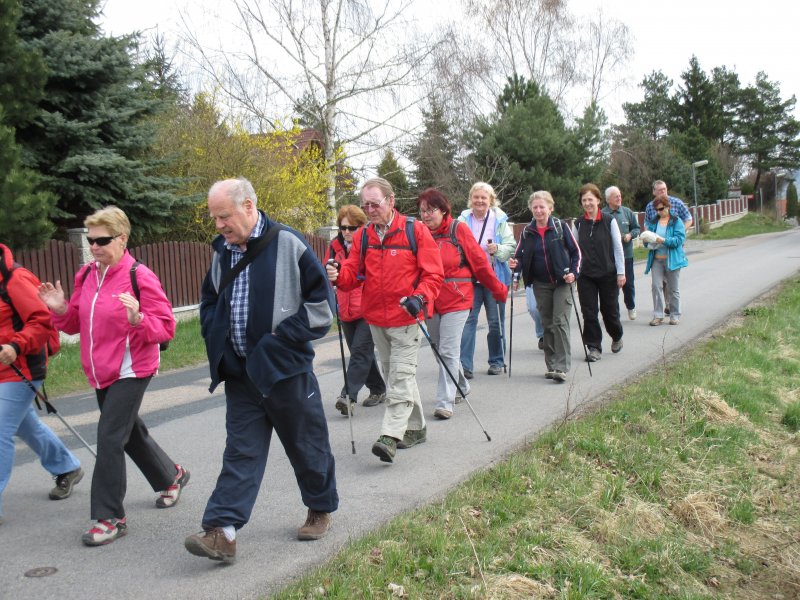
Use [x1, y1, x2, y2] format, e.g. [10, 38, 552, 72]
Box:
[227, 213, 265, 357]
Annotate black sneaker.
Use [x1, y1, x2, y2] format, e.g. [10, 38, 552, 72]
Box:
[371, 436, 397, 463]
[538, 337, 544, 350]
[49, 467, 84, 500]
[463, 369, 473, 380]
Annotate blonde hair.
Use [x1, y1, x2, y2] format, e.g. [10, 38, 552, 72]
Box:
[84, 206, 131, 237]
[528, 190, 554, 211]
[468, 181, 499, 208]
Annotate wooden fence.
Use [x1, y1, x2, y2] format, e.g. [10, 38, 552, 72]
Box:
[13, 233, 331, 310]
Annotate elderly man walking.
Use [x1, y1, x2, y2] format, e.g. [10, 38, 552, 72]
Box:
[327, 177, 443, 464]
[184, 177, 338, 564]
[602, 186, 640, 320]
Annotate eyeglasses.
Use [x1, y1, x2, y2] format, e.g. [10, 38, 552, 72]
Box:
[339, 225, 359, 232]
[655, 207, 668, 212]
[86, 235, 119, 247]
[419, 207, 440, 216]
[360, 197, 388, 211]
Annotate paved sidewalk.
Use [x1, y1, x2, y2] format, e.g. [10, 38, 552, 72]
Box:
[2, 229, 799, 600]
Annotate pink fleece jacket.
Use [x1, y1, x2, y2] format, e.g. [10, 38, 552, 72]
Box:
[51, 251, 175, 389]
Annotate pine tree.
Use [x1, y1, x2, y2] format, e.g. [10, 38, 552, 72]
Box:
[0, 0, 56, 249]
[407, 95, 468, 207]
[376, 149, 413, 215]
[14, 0, 186, 244]
[471, 76, 581, 219]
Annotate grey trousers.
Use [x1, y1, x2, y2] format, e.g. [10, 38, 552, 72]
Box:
[427, 310, 470, 412]
[532, 281, 573, 374]
[650, 259, 682, 318]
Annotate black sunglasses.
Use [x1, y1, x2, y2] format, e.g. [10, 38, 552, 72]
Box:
[86, 235, 119, 246]
[339, 225, 359, 232]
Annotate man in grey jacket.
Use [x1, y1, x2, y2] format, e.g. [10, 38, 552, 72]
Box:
[603, 186, 640, 320]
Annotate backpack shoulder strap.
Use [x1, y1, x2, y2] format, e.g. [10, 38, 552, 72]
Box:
[552, 217, 563, 240]
[450, 220, 467, 267]
[130, 259, 143, 302]
[216, 224, 284, 295]
[405, 216, 418, 255]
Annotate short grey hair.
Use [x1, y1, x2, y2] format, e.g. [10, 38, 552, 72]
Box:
[605, 186, 621, 200]
[652, 180, 667, 191]
[208, 177, 257, 205]
[361, 177, 394, 198]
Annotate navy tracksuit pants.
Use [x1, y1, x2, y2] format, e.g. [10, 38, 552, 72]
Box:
[202, 368, 338, 530]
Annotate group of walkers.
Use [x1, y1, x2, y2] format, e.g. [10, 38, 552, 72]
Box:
[0, 175, 690, 563]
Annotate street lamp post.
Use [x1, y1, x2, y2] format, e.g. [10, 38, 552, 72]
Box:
[692, 160, 709, 235]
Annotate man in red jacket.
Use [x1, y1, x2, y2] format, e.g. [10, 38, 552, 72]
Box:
[327, 178, 443, 463]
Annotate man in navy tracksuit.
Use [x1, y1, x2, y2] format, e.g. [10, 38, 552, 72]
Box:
[184, 177, 337, 564]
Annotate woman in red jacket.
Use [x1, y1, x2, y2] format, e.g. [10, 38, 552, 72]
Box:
[328, 205, 386, 415]
[1, 244, 84, 525]
[416, 189, 507, 420]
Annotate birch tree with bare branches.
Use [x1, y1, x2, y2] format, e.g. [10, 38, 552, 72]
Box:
[184, 0, 438, 224]
[462, 0, 579, 106]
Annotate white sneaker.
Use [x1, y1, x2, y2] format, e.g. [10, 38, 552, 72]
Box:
[628, 308, 637, 320]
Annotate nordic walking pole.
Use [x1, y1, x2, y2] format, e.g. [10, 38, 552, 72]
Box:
[11, 363, 97, 457]
[412, 314, 491, 442]
[508, 272, 519, 377]
[328, 260, 356, 454]
[496, 301, 507, 373]
[564, 269, 592, 377]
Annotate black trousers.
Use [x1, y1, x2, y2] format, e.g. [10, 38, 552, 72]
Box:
[622, 257, 636, 310]
[577, 273, 623, 353]
[340, 318, 385, 400]
[91, 377, 176, 520]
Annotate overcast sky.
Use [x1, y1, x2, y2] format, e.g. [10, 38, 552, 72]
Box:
[100, 0, 798, 114]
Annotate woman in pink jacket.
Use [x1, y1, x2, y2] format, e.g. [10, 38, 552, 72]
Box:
[39, 206, 188, 547]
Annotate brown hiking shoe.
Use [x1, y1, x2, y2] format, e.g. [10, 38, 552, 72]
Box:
[185, 528, 236, 564]
[297, 509, 331, 541]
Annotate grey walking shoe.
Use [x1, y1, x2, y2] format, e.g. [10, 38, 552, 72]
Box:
[487, 364, 503, 375]
[363, 392, 386, 407]
[49, 467, 84, 500]
[334, 395, 355, 416]
[371, 436, 398, 462]
[396, 426, 427, 449]
[433, 408, 452, 420]
[611, 338, 623, 353]
[586, 348, 601, 362]
[551, 370, 567, 382]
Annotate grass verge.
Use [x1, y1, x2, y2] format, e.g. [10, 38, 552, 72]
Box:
[272, 277, 800, 599]
[633, 213, 791, 262]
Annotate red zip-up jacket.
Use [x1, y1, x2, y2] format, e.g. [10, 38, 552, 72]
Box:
[336, 210, 443, 327]
[328, 235, 365, 322]
[0, 244, 53, 383]
[429, 216, 508, 315]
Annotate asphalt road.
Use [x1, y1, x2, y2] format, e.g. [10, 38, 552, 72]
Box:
[3, 229, 799, 600]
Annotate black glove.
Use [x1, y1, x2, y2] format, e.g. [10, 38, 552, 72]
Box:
[400, 295, 424, 318]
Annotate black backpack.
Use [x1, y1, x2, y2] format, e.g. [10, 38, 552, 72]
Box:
[358, 217, 418, 279]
